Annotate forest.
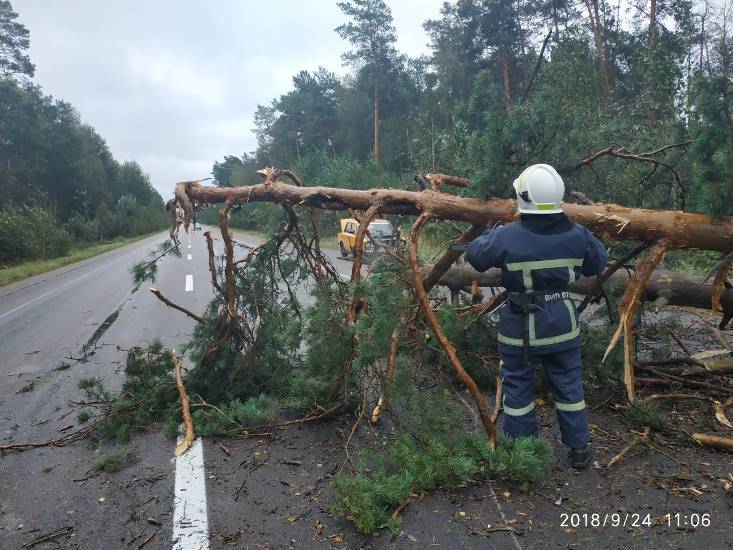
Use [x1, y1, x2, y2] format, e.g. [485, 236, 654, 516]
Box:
[213, 0, 732, 234]
[0, 0, 167, 265]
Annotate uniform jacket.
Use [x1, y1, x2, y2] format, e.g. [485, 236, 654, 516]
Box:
[465, 213, 608, 355]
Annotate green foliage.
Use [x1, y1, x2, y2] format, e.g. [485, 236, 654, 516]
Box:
[627, 399, 670, 432]
[331, 432, 551, 534]
[192, 395, 279, 435]
[95, 448, 137, 473]
[665, 249, 721, 275]
[581, 322, 623, 386]
[76, 409, 91, 424]
[0, 61, 167, 264]
[331, 381, 550, 534]
[183, 242, 307, 405]
[130, 240, 181, 287]
[78, 344, 179, 443]
[228, 0, 733, 223]
[0, 1, 34, 79]
[65, 212, 100, 242]
[351, 256, 411, 369]
[288, 281, 351, 410]
[437, 302, 499, 389]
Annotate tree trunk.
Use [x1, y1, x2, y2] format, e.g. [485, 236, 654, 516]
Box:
[649, 0, 657, 52]
[646, 0, 657, 119]
[374, 85, 381, 163]
[501, 49, 512, 112]
[422, 263, 733, 328]
[430, 111, 435, 171]
[176, 174, 733, 252]
[583, 0, 610, 102]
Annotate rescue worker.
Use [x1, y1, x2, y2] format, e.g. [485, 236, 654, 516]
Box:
[465, 164, 607, 469]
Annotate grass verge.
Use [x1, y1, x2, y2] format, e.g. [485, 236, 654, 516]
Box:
[0, 232, 162, 287]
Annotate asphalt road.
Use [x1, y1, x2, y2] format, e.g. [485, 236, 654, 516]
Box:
[0, 227, 367, 549]
[3, 227, 732, 549]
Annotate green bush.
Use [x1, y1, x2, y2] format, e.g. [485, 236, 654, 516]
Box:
[65, 211, 100, 242]
[0, 205, 73, 263]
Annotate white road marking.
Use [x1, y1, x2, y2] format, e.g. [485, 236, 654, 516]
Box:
[185, 275, 194, 292]
[172, 437, 209, 550]
[187, 254, 192, 260]
[488, 484, 523, 550]
[188, 243, 191, 249]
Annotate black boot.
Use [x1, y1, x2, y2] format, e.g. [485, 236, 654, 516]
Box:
[569, 446, 592, 470]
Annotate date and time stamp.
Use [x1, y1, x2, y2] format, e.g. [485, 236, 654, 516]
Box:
[559, 512, 713, 529]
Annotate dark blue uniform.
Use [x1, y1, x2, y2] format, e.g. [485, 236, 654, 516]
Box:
[466, 214, 607, 449]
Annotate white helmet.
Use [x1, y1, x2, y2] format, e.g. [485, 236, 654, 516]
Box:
[512, 164, 565, 214]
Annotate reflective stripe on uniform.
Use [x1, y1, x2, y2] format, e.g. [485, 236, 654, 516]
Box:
[505, 258, 583, 293]
[505, 258, 584, 272]
[564, 299, 577, 332]
[503, 399, 535, 416]
[501, 258, 582, 346]
[498, 325, 581, 346]
[555, 399, 586, 412]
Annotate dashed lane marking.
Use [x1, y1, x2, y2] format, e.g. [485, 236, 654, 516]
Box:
[172, 436, 209, 549]
[187, 254, 192, 260]
[185, 275, 194, 292]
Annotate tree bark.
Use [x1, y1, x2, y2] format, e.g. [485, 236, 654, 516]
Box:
[583, 0, 610, 101]
[603, 240, 669, 401]
[501, 49, 512, 112]
[421, 264, 733, 329]
[692, 432, 733, 451]
[173, 352, 195, 456]
[374, 86, 381, 163]
[175, 175, 733, 252]
[646, 0, 657, 120]
[648, 0, 657, 52]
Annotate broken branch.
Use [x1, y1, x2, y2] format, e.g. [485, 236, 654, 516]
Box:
[149, 288, 203, 323]
[691, 432, 733, 451]
[603, 239, 669, 401]
[607, 427, 651, 468]
[408, 213, 496, 447]
[172, 352, 194, 456]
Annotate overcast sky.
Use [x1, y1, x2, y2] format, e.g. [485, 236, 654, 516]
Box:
[13, 0, 444, 199]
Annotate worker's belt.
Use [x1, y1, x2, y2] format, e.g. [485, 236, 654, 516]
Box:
[506, 289, 570, 365]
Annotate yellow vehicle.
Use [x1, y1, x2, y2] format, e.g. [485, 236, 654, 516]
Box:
[337, 218, 395, 258]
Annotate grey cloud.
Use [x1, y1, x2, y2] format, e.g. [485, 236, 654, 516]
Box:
[14, 0, 441, 199]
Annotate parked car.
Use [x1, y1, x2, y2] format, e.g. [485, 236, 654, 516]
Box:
[337, 218, 398, 258]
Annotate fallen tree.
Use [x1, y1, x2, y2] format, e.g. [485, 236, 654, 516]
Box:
[175, 169, 733, 251]
[20, 167, 725, 535]
[169, 168, 732, 404]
